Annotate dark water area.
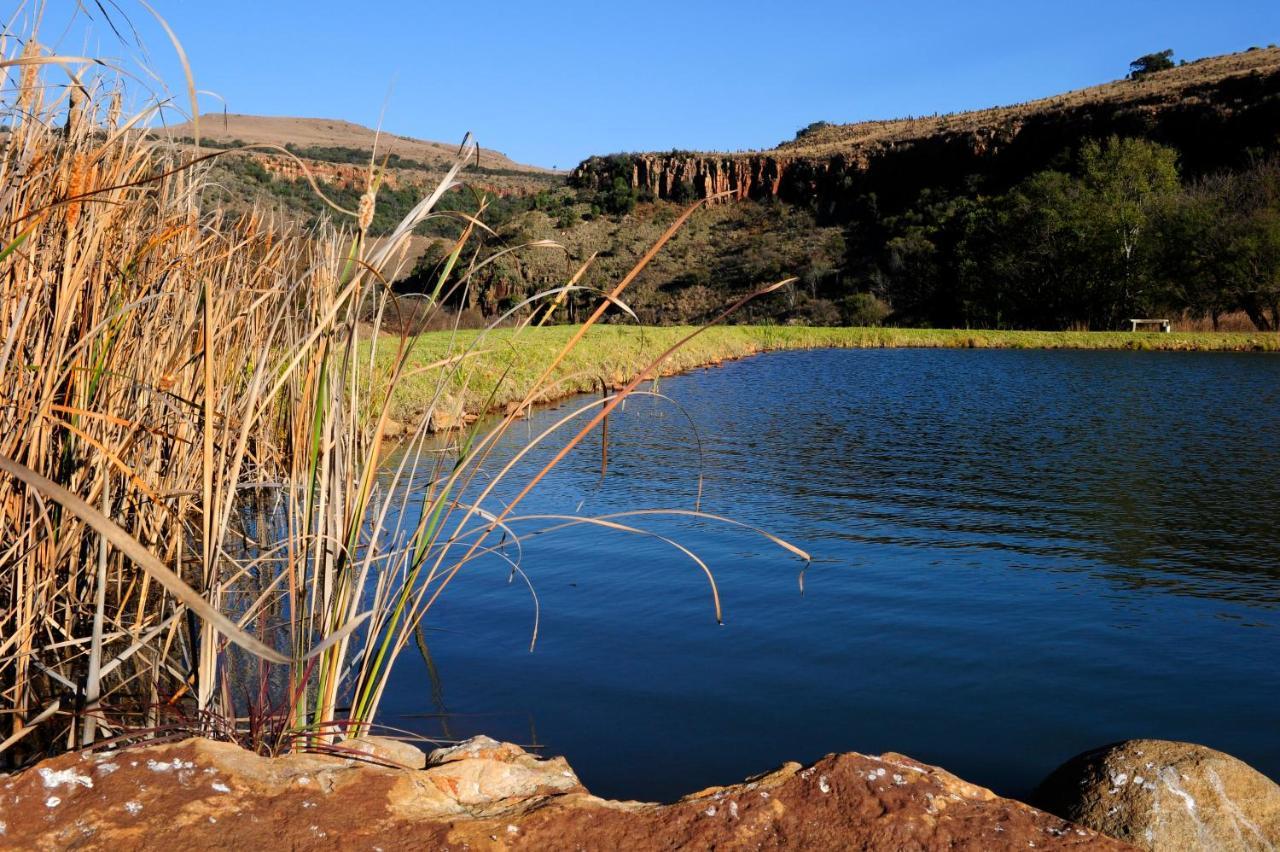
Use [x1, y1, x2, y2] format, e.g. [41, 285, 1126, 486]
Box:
[381, 348, 1280, 803]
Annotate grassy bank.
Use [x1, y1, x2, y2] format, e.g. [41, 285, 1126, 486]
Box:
[374, 324, 1280, 425]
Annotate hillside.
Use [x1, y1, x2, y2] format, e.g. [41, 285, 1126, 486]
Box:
[572, 47, 1280, 208]
[152, 50, 1280, 332]
[163, 114, 551, 174]
[150, 114, 564, 266]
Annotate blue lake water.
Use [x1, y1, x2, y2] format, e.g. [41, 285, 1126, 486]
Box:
[382, 347, 1280, 803]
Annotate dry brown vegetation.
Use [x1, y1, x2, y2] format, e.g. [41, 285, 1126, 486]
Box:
[164, 114, 552, 174]
[0, 17, 803, 769]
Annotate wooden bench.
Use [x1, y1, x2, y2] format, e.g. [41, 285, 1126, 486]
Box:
[1127, 318, 1172, 333]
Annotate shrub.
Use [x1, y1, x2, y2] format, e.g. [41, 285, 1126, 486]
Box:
[840, 292, 892, 326]
[1129, 50, 1175, 78]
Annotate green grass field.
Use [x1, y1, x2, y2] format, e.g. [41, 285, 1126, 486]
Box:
[371, 325, 1280, 426]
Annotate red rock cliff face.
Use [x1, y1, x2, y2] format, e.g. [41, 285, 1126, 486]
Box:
[571, 125, 1019, 209]
[573, 153, 796, 203]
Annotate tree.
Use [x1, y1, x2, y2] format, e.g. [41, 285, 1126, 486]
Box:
[1077, 136, 1180, 322]
[1129, 50, 1175, 79]
[600, 177, 636, 216]
[1211, 161, 1280, 330]
[670, 179, 696, 203]
[794, 120, 833, 141]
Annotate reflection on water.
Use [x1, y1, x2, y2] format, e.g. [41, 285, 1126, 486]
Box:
[382, 348, 1280, 802]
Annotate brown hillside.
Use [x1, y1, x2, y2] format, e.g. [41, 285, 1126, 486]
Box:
[160, 113, 552, 174]
[775, 47, 1280, 157]
[573, 47, 1280, 204]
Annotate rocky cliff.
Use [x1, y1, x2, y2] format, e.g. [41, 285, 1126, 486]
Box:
[572, 49, 1280, 216]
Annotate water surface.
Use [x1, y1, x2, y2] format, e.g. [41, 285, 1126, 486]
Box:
[383, 348, 1280, 802]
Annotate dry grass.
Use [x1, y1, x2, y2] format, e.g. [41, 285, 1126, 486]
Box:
[774, 48, 1280, 158]
[1173, 310, 1261, 333]
[163, 114, 552, 175]
[0, 17, 804, 766]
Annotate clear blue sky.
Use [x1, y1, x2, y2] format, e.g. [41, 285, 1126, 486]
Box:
[32, 0, 1280, 168]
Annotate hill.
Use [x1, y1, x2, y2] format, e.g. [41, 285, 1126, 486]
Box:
[153, 51, 1280, 333]
[163, 114, 551, 174]
[572, 47, 1280, 208]
[151, 114, 564, 267]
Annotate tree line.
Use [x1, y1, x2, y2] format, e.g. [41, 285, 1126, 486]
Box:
[844, 137, 1280, 330]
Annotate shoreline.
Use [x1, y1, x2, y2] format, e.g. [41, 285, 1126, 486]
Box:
[9, 733, 1276, 849]
[372, 324, 1280, 430]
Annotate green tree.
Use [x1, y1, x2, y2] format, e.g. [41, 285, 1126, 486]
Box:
[670, 179, 696, 203]
[1077, 136, 1180, 322]
[600, 176, 636, 215]
[794, 120, 833, 141]
[1129, 50, 1175, 78]
[1206, 161, 1280, 329]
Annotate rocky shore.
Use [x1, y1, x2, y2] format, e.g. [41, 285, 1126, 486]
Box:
[4, 735, 1277, 850]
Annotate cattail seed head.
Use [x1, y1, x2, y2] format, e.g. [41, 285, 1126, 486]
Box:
[357, 185, 376, 232]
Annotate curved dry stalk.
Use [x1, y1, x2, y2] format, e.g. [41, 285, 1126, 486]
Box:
[0, 452, 288, 663]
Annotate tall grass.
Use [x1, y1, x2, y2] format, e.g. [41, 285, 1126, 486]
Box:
[0, 17, 804, 765]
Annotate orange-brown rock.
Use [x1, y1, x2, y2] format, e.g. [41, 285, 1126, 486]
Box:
[1, 735, 1130, 850]
[1032, 739, 1280, 851]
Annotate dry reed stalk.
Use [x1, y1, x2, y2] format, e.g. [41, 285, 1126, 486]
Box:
[0, 12, 806, 766]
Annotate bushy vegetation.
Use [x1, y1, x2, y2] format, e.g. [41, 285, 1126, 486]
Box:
[1130, 50, 1176, 78]
[206, 153, 544, 237]
[281, 143, 543, 178]
[847, 137, 1280, 330]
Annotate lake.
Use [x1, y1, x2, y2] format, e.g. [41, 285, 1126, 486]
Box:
[381, 347, 1280, 803]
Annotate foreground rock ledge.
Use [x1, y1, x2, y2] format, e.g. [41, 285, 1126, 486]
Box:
[2, 735, 1128, 850]
[1033, 739, 1280, 852]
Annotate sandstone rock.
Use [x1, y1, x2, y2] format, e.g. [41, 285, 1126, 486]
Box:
[1032, 739, 1280, 851]
[427, 396, 466, 432]
[2, 736, 1128, 850]
[380, 418, 406, 439]
[340, 735, 427, 769]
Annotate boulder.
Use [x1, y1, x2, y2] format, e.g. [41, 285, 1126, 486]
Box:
[339, 735, 427, 769]
[1032, 739, 1280, 851]
[427, 395, 467, 432]
[2, 736, 1128, 850]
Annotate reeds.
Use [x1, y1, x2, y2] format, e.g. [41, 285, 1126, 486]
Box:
[0, 16, 806, 765]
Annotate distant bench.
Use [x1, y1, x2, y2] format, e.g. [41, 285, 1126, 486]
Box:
[1127, 318, 1172, 333]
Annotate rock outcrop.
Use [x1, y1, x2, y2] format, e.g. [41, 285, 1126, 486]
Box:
[572, 49, 1280, 214]
[0, 735, 1130, 850]
[1032, 740, 1280, 851]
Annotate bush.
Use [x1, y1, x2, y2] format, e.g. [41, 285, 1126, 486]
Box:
[1129, 50, 1175, 78]
[794, 121, 833, 141]
[840, 292, 891, 326]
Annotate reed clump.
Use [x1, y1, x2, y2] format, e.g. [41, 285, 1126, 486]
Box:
[0, 19, 804, 767]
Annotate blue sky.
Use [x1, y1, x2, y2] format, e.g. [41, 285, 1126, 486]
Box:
[30, 0, 1280, 168]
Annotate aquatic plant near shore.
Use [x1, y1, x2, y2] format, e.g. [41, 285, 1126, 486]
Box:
[0, 11, 806, 766]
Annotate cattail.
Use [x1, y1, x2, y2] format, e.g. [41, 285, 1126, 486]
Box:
[65, 76, 85, 137]
[106, 90, 122, 130]
[17, 40, 39, 115]
[357, 183, 376, 232]
[64, 154, 88, 227]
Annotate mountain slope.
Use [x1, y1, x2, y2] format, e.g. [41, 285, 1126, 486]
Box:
[572, 47, 1280, 208]
[163, 114, 551, 174]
